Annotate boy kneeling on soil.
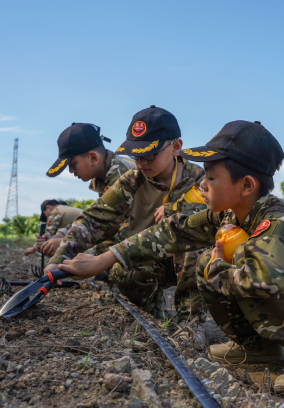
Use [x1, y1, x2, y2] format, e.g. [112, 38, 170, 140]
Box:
[36, 122, 135, 258]
[45, 105, 207, 339]
[55, 120, 284, 389]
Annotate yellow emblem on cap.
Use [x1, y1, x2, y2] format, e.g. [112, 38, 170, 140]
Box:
[48, 159, 67, 174]
[131, 140, 158, 154]
[183, 149, 217, 157]
[116, 146, 125, 152]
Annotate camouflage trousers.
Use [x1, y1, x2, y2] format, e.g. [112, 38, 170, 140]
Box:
[96, 239, 206, 323]
[197, 249, 284, 350]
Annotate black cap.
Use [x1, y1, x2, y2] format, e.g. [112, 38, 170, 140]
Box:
[46, 123, 111, 177]
[179, 120, 284, 176]
[115, 105, 181, 156]
[40, 199, 58, 222]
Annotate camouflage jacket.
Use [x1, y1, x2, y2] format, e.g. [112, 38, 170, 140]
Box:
[89, 150, 135, 196]
[111, 195, 284, 298]
[49, 158, 205, 264]
[57, 150, 135, 236]
[46, 205, 82, 236]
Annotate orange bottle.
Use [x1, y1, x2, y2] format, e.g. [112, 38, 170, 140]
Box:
[215, 224, 249, 263]
[183, 186, 205, 204]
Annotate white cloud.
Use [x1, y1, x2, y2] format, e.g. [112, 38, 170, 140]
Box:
[0, 127, 42, 134]
[0, 115, 18, 121]
[0, 127, 19, 132]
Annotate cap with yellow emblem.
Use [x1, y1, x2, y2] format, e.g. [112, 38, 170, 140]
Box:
[179, 120, 284, 176]
[115, 105, 181, 156]
[46, 123, 111, 177]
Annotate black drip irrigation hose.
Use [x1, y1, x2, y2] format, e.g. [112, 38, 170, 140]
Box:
[91, 282, 219, 408]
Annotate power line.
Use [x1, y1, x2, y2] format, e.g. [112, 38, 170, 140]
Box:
[5, 139, 19, 219]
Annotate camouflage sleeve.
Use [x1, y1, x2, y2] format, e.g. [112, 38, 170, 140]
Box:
[49, 169, 144, 265]
[206, 218, 284, 298]
[104, 157, 135, 189]
[110, 209, 216, 271]
[46, 211, 63, 236]
[57, 224, 72, 237]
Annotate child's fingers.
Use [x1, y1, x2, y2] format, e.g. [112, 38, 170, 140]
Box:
[215, 241, 223, 259]
[58, 262, 73, 273]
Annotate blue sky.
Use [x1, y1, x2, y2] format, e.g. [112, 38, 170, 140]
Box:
[1, 1, 284, 220]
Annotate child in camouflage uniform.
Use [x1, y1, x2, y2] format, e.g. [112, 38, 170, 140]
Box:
[24, 200, 82, 256]
[58, 120, 284, 387]
[46, 106, 207, 326]
[38, 122, 134, 257]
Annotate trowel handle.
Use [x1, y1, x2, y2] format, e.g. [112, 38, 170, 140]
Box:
[50, 269, 73, 281]
[40, 222, 47, 236]
[40, 269, 73, 283]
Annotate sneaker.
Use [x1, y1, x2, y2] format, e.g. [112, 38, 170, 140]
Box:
[274, 374, 284, 394]
[210, 340, 284, 364]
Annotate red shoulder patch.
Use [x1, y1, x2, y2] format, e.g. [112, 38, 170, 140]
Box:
[250, 220, 270, 238]
[47, 220, 50, 226]
[104, 186, 110, 193]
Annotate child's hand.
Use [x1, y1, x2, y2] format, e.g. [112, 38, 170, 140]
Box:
[24, 247, 36, 256]
[41, 238, 63, 257]
[154, 206, 165, 224]
[35, 232, 51, 247]
[211, 241, 223, 259]
[58, 251, 117, 280]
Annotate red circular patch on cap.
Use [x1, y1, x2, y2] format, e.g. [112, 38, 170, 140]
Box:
[250, 220, 270, 238]
[132, 121, 146, 137]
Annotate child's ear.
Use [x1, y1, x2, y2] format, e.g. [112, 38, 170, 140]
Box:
[241, 175, 258, 197]
[172, 139, 183, 157]
[89, 151, 99, 165]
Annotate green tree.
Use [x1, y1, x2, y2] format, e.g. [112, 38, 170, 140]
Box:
[0, 218, 11, 236]
[72, 199, 94, 210]
[11, 215, 27, 236]
[58, 198, 94, 210]
[281, 181, 284, 198]
[24, 214, 41, 235]
[0, 214, 40, 237]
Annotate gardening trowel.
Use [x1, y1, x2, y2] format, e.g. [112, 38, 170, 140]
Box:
[0, 269, 72, 318]
[1, 276, 79, 297]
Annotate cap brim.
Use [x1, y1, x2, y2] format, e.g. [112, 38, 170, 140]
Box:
[178, 146, 225, 162]
[115, 139, 165, 156]
[46, 157, 72, 178]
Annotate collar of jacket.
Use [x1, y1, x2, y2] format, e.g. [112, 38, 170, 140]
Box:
[88, 149, 114, 193]
[223, 194, 271, 233]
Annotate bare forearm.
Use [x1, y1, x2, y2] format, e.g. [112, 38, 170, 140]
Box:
[54, 250, 117, 280]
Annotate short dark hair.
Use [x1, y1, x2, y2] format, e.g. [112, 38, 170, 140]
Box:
[42, 199, 59, 210]
[222, 158, 276, 197]
[80, 143, 106, 158]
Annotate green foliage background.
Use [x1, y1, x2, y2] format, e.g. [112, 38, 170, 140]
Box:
[0, 198, 94, 238]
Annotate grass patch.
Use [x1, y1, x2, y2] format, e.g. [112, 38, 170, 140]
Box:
[0, 235, 35, 249]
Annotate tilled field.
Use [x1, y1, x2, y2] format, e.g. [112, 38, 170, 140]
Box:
[1, 243, 284, 408]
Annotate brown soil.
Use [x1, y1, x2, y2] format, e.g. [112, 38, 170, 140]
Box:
[0, 243, 283, 407]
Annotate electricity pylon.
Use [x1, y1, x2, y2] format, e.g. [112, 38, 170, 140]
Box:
[5, 138, 19, 219]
